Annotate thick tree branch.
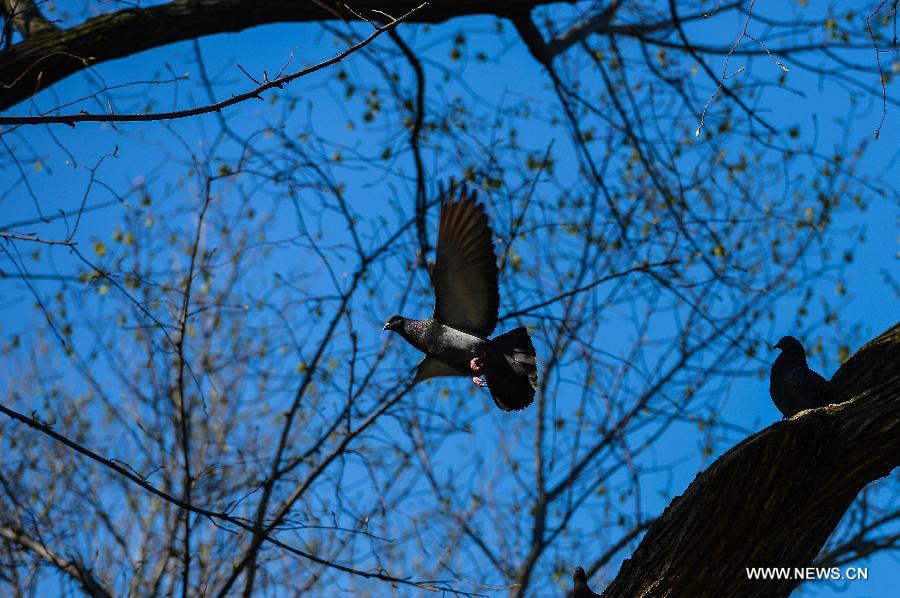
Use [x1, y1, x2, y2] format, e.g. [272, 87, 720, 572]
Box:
[0, 4, 426, 125]
[544, 0, 623, 58]
[0, 0, 750, 113]
[510, 9, 552, 66]
[511, 2, 741, 65]
[600, 323, 900, 597]
[0, 0, 558, 110]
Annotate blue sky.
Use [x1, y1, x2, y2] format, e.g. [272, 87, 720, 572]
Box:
[1, 2, 898, 596]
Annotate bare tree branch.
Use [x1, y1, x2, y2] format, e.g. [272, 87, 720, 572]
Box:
[499, 260, 679, 321]
[0, 3, 427, 125]
[0, 388, 473, 595]
[0, 525, 112, 598]
[0, 0, 565, 110]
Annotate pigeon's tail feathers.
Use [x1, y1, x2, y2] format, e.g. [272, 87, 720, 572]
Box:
[492, 326, 538, 386]
[485, 327, 538, 411]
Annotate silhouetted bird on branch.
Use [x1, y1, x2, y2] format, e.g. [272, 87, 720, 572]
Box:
[769, 335, 841, 418]
[572, 566, 600, 597]
[384, 183, 538, 411]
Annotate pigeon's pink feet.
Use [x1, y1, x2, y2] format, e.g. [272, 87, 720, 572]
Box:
[470, 357, 486, 387]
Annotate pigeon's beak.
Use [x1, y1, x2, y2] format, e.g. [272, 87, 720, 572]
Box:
[773, 340, 782, 351]
[383, 323, 390, 331]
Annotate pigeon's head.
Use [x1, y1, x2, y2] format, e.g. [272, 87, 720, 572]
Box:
[383, 315, 405, 333]
[774, 335, 806, 357]
[573, 566, 587, 584]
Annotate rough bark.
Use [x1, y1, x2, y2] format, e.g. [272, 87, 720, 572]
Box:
[600, 323, 900, 597]
[0, 0, 558, 110]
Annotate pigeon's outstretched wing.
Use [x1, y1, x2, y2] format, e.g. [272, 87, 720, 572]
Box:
[414, 357, 468, 383]
[431, 184, 500, 337]
[785, 367, 840, 408]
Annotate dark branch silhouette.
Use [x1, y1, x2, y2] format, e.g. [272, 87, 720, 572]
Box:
[0, 3, 426, 125]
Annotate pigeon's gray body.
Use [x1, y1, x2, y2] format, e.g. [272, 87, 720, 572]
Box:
[769, 336, 841, 418]
[384, 184, 538, 411]
[392, 318, 488, 375]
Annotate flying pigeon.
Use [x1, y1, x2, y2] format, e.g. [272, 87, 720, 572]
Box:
[769, 336, 841, 418]
[383, 183, 538, 411]
[572, 566, 600, 598]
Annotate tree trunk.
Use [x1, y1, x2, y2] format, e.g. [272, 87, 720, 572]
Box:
[600, 323, 899, 597]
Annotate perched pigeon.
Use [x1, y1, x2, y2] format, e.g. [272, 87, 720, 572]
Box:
[769, 336, 841, 418]
[572, 566, 600, 598]
[383, 184, 538, 411]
